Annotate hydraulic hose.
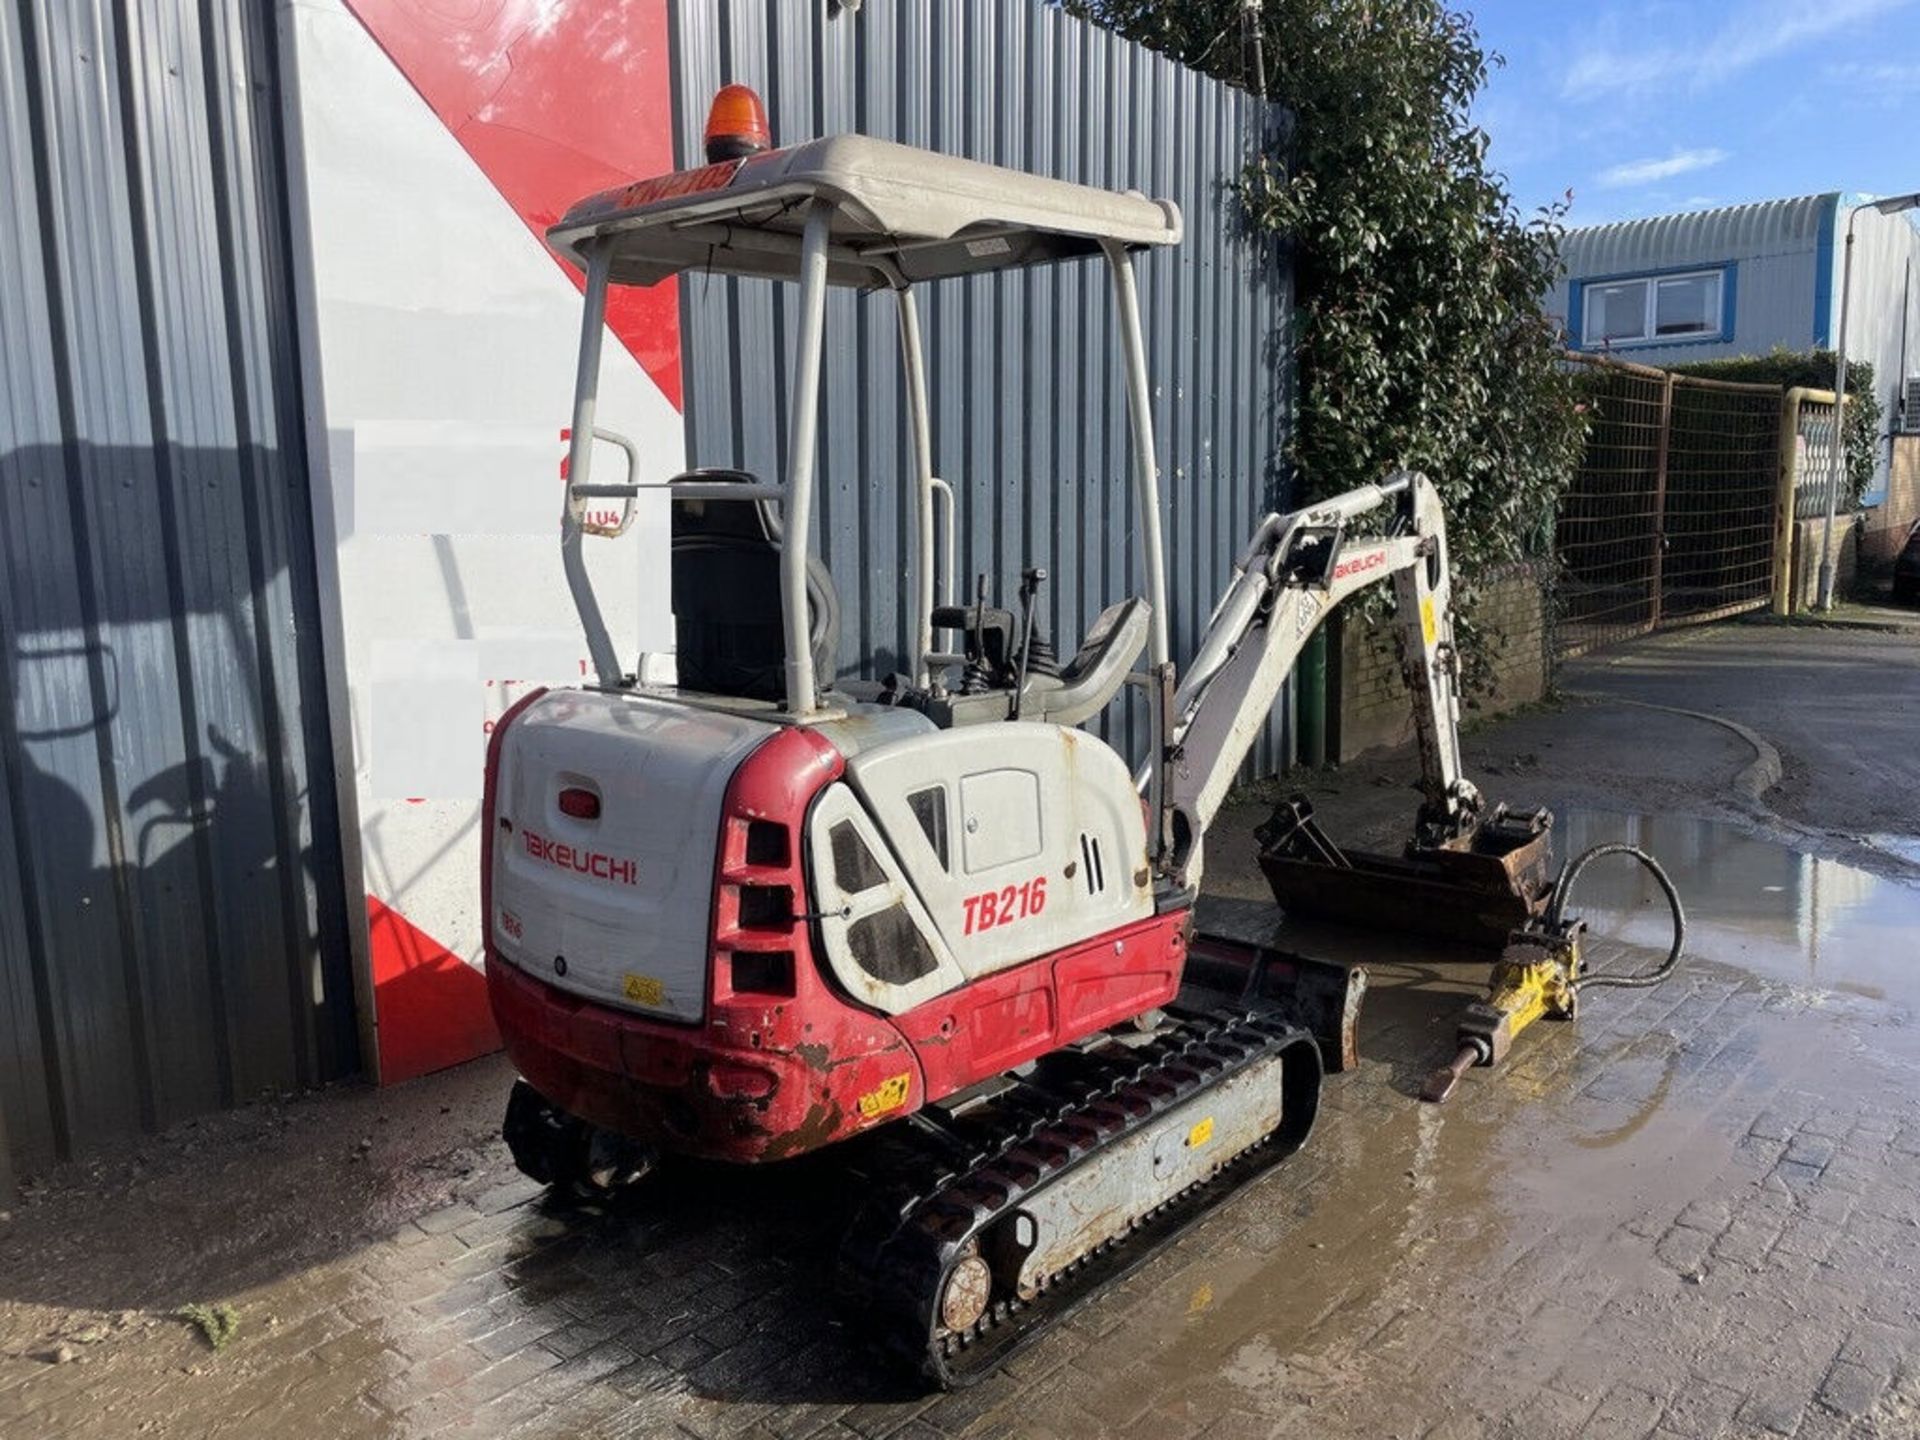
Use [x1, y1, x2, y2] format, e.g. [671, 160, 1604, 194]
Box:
[1549, 842, 1687, 992]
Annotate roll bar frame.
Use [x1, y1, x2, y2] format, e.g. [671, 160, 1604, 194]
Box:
[557, 205, 1172, 837]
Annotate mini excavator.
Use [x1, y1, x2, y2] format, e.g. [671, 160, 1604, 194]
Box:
[481, 87, 1681, 1387]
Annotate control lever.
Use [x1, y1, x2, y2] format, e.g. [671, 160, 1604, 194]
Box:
[1011, 567, 1047, 720]
[961, 573, 993, 696]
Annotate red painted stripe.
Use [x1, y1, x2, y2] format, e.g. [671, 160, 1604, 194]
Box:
[342, 0, 683, 409]
[367, 896, 500, 1084]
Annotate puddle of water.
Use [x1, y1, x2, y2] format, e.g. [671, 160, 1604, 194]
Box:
[1120, 1083, 1519, 1410]
[1119, 814, 1920, 1428]
[1020, 810, 1920, 1433]
[1210, 808, 1920, 1003]
[1552, 807, 1920, 1000]
[1869, 833, 1920, 867]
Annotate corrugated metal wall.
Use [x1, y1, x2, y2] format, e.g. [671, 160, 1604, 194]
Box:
[0, 0, 355, 1187]
[672, 0, 1293, 773]
[1833, 202, 1920, 500]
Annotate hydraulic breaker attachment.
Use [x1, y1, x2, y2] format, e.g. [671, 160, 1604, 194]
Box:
[1422, 840, 1688, 1104]
[1421, 920, 1583, 1103]
[1255, 796, 1556, 949]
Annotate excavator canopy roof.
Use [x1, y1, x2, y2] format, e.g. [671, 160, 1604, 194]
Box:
[546, 134, 1183, 289]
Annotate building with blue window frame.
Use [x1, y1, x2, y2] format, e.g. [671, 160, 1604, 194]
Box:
[1546, 193, 1920, 500]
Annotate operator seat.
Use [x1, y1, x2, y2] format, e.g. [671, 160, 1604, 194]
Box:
[670, 469, 839, 703]
[1024, 595, 1150, 725]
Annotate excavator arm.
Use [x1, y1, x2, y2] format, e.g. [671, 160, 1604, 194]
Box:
[1155, 470, 1481, 890]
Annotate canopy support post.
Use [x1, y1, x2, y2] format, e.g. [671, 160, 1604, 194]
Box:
[1104, 241, 1172, 858]
[896, 287, 937, 687]
[561, 242, 623, 689]
[781, 202, 834, 716]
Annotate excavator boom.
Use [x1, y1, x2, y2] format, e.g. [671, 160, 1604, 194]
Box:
[1155, 471, 1480, 889]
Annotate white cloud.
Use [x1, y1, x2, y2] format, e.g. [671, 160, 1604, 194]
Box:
[1563, 48, 1671, 101]
[1823, 59, 1920, 90]
[1562, 0, 1914, 101]
[1598, 147, 1729, 188]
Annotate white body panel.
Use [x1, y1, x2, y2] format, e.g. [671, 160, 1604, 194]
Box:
[843, 724, 1154, 987]
[490, 691, 772, 1022]
[493, 703, 1155, 1023]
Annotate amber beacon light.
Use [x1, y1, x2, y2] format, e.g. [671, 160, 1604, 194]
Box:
[703, 85, 772, 163]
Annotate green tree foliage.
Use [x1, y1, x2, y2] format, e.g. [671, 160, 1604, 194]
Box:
[1064, 0, 1585, 592]
[1668, 348, 1880, 506]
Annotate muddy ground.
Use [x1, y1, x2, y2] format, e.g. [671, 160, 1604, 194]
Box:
[2, 612, 1919, 1439]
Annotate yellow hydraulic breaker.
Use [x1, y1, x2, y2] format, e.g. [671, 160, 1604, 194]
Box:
[1421, 840, 1687, 1104]
[1421, 921, 1583, 1103]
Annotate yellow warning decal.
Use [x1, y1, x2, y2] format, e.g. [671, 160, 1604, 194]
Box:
[622, 972, 665, 1006]
[1419, 596, 1438, 647]
[858, 1072, 912, 1119]
[1187, 1116, 1215, 1149]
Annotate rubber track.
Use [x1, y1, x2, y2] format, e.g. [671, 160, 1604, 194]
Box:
[839, 1006, 1322, 1388]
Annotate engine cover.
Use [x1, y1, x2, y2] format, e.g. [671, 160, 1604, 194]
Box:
[488, 690, 774, 1022]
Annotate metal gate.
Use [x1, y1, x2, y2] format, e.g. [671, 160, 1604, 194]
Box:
[1555, 355, 1785, 659]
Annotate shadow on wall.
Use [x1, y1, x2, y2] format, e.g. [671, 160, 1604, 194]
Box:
[0, 442, 359, 1192]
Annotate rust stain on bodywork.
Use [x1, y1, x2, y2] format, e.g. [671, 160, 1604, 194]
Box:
[759, 1099, 844, 1161]
[784, 1037, 912, 1074]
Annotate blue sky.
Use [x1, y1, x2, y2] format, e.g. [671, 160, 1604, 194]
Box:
[1465, 0, 1920, 228]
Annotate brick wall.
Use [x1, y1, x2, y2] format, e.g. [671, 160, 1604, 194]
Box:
[1332, 563, 1550, 763]
[1860, 437, 1919, 569]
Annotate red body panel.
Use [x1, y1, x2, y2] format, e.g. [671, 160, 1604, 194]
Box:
[485, 705, 1193, 1164]
[893, 913, 1188, 1099]
[489, 955, 919, 1162]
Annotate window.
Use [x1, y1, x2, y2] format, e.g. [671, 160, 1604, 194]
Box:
[906, 785, 949, 870]
[1579, 268, 1725, 347]
[829, 821, 887, 894]
[846, 905, 939, 986]
[1587, 280, 1647, 344]
[1654, 273, 1717, 336]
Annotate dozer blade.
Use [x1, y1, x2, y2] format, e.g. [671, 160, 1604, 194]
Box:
[839, 1006, 1324, 1389]
[1255, 795, 1555, 949]
[1183, 934, 1367, 1075]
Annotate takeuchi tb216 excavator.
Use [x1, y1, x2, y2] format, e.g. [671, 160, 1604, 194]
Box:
[481, 87, 1683, 1387]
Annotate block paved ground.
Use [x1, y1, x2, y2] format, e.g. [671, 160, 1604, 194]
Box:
[6, 893, 1919, 1440]
[3, 621, 1920, 1438]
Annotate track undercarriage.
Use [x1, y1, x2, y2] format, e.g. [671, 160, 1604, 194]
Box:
[840, 1002, 1325, 1386]
[503, 937, 1362, 1389]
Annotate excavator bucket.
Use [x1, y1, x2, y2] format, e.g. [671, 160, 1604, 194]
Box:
[1254, 796, 1556, 949]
